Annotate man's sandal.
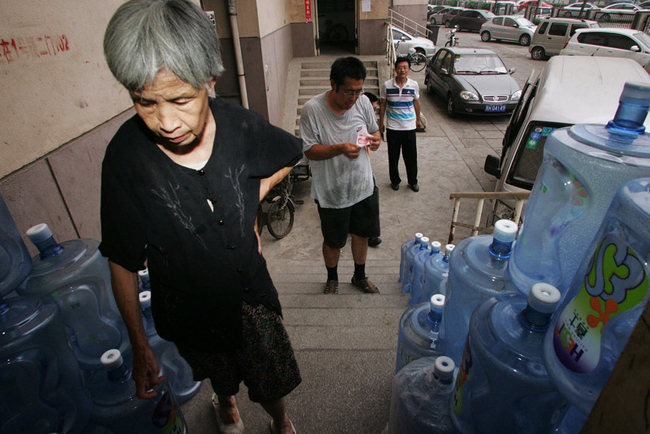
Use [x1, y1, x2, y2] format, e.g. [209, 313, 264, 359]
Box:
[324, 279, 339, 294]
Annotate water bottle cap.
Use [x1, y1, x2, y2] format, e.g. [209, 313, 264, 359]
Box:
[139, 291, 152, 309]
[620, 81, 650, 105]
[493, 220, 518, 243]
[528, 283, 561, 313]
[420, 236, 429, 244]
[430, 294, 445, 309]
[445, 244, 455, 255]
[415, 233, 424, 242]
[138, 269, 149, 279]
[101, 349, 123, 370]
[26, 223, 52, 244]
[434, 356, 455, 380]
[431, 241, 441, 252]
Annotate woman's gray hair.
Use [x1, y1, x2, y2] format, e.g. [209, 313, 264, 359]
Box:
[104, 0, 224, 92]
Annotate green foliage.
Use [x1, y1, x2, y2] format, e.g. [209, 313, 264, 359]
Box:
[466, 1, 494, 10]
[447, 0, 458, 6]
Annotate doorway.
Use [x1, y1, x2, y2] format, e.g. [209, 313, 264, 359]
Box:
[315, 0, 357, 55]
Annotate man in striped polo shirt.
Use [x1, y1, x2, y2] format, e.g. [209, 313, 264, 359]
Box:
[379, 56, 422, 192]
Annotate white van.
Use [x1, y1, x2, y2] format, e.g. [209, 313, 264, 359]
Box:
[483, 56, 650, 218]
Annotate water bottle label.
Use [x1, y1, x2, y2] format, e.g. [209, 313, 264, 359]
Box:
[452, 340, 473, 415]
[553, 235, 648, 373]
[152, 390, 186, 434]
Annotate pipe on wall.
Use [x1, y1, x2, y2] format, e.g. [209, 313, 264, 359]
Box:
[227, 0, 249, 109]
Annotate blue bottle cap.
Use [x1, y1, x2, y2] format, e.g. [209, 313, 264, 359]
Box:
[434, 356, 455, 380]
[528, 283, 561, 314]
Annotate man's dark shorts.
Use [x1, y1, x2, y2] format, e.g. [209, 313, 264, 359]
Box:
[316, 185, 381, 249]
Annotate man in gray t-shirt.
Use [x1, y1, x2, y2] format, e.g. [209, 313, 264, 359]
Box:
[300, 57, 381, 295]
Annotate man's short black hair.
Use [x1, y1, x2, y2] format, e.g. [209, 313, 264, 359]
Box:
[330, 57, 367, 87]
[364, 92, 379, 104]
[395, 56, 411, 69]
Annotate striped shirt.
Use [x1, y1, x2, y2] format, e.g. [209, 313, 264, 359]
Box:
[380, 77, 420, 131]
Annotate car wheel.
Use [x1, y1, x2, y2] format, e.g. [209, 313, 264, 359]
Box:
[446, 94, 456, 117]
[445, 20, 452, 27]
[564, 11, 572, 17]
[427, 78, 435, 95]
[531, 46, 545, 60]
[481, 31, 491, 42]
[519, 34, 531, 46]
[601, 13, 611, 21]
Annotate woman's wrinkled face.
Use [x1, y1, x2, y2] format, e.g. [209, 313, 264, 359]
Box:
[130, 70, 215, 148]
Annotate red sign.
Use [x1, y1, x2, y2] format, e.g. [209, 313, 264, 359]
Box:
[305, 0, 312, 22]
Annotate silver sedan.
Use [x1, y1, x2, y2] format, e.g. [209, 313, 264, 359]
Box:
[480, 16, 537, 46]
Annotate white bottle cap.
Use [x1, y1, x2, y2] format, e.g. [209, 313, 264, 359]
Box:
[138, 269, 149, 279]
[26, 223, 52, 244]
[528, 283, 561, 314]
[101, 349, 123, 370]
[415, 233, 424, 242]
[429, 294, 445, 314]
[445, 244, 455, 256]
[420, 237, 430, 247]
[493, 219, 518, 243]
[434, 356, 455, 380]
[431, 241, 442, 252]
[139, 291, 152, 309]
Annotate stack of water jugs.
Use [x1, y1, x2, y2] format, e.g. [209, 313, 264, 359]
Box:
[0, 197, 200, 433]
[389, 82, 650, 434]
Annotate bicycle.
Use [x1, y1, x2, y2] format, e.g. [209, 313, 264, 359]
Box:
[257, 175, 295, 239]
[445, 27, 460, 47]
[319, 19, 348, 43]
[394, 41, 427, 73]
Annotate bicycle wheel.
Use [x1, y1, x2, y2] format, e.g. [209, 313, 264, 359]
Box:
[267, 199, 295, 239]
[410, 53, 426, 72]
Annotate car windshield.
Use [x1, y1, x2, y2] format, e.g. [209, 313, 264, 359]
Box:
[634, 31, 650, 48]
[514, 17, 535, 26]
[453, 54, 508, 74]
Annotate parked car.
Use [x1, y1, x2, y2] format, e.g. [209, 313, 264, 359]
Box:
[640, 0, 650, 8]
[529, 17, 599, 60]
[392, 27, 436, 57]
[560, 2, 600, 17]
[596, 3, 647, 21]
[560, 27, 650, 72]
[429, 6, 465, 25]
[450, 9, 496, 33]
[517, 0, 552, 10]
[424, 47, 521, 117]
[428, 4, 447, 20]
[480, 16, 537, 46]
[444, 7, 467, 27]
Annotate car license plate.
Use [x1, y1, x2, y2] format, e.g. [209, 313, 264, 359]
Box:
[486, 104, 506, 112]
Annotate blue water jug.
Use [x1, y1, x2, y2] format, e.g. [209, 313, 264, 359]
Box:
[438, 219, 518, 364]
[388, 356, 456, 434]
[0, 194, 31, 295]
[409, 240, 441, 306]
[88, 349, 187, 434]
[402, 237, 430, 294]
[553, 405, 588, 434]
[140, 291, 201, 404]
[0, 295, 92, 434]
[421, 244, 455, 303]
[508, 82, 650, 297]
[543, 178, 650, 416]
[400, 233, 423, 285]
[17, 223, 129, 371]
[451, 284, 567, 434]
[396, 294, 445, 373]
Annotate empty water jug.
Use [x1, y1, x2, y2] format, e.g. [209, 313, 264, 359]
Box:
[402, 237, 430, 294]
[409, 240, 441, 306]
[421, 244, 455, 303]
[400, 232, 423, 285]
[140, 291, 201, 404]
[543, 178, 650, 416]
[451, 284, 567, 434]
[388, 356, 456, 434]
[439, 219, 518, 364]
[0, 194, 31, 295]
[396, 294, 445, 373]
[508, 82, 650, 296]
[17, 223, 129, 371]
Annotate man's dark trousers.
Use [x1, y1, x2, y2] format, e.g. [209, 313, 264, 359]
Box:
[387, 129, 418, 187]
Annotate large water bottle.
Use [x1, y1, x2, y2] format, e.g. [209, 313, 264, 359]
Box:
[400, 232, 423, 285]
[140, 291, 201, 404]
[17, 223, 129, 371]
[0, 295, 92, 434]
[438, 219, 518, 364]
[402, 237, 430, 294]
[388, 356, 456, 434]
[88, 349, 187, 434]
[408, 240, 441, 306]
[553, 405, 588, 434]
[451, 284, 567, 434]
[395, 294, 445, 373]
[508, 82, 650, 296]
[421, 244, 455, 303]
[543, 178, 650, 417]
[0, 194, 31, 295]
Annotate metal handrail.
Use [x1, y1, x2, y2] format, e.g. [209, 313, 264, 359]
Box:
[388, 9, 430, 39]
[448, 191, 530, 244]
[386, 23, 397, 68]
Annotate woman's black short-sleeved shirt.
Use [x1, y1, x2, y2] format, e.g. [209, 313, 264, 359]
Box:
[99, 98, 303, 351]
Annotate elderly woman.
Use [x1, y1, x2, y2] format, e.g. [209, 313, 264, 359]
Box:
[100, 1, 302, 433]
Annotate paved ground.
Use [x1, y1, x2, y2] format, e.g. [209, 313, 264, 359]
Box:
[179, 32, 545, 434]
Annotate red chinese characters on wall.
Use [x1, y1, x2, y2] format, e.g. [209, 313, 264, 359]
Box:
[305, 0, 312, 23]
[0, 34, 70, 65]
